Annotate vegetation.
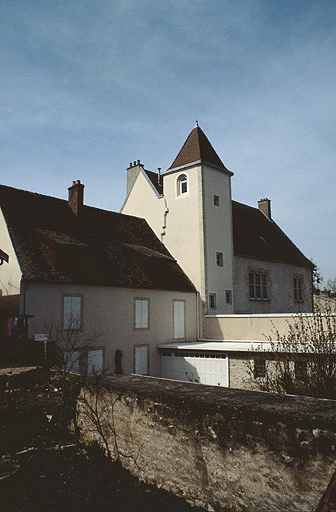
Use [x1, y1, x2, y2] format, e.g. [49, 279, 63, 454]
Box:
[248, 304, 336, 399]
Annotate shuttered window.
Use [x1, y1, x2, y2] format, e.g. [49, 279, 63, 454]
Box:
[63, 295, 82, 330]
[134, 345, 149, 375]
[135, 298, 149, 329]
[173, 300, 185, 339]
[249, 272, 268, 300]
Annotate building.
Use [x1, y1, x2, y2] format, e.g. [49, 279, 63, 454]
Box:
[0, 181, 197, 375]
[122, 123, 314, 319]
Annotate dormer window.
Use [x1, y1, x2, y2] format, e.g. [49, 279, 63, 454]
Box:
[177, 174, 188, 196]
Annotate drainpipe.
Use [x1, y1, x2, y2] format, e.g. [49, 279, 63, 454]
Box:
[196, 291, 200, 340]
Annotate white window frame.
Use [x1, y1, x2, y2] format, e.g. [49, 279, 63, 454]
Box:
[293, 276, 303, 302]
[216, 252, 224, 267]
[209, 293, 217, 311]
[134, 298, 149, 329]
[173, 300, 185, 340]
[63, 294, 83, 330]
[249, 272, 269, 301]
[176, 174, 188, 197]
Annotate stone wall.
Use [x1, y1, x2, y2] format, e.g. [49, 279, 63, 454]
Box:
[78, 375, 336, 512]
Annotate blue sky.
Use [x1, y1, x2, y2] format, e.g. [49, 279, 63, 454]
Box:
[1, 0, 335, 281]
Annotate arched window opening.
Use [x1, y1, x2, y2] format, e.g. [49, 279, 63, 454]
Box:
[177, 174, 188, 196]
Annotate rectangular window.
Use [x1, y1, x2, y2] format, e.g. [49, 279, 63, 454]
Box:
[249, 272, 268, 300]
[213, 195, 220, 206]
[173, 300, 185, 339]
[225, 290, 232, 305]
[209, 293, 217, 310]
[63, 295, 82, 330]
[134, 345, 149, 375]
[254, 359, 266, 378]
[135, 298, 149, 329]
[216, 252, 224, 267]
[293, 277, 303, 301]
[63, 350, 80, 373]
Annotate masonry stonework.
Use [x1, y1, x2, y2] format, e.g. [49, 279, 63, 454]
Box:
[78, 375, 336, 512]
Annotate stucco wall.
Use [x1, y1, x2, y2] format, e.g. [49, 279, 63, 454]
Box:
[205, 313, 309, 341]
[234, 256, 313, 314]
[202, 164, 234, 314]
[78, 375, 336, 512]
[0, 208, 22, 296]
[26, 283, 197, 376]
[122, 170, 166, 239]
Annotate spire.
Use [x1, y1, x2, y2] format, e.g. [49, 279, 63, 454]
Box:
[168, 124, 228, 171]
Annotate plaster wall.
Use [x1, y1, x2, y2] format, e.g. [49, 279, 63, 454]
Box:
[25, 282, 197, 376]
[160, 165, 205, 297]
[122, 170, 166, 239]
[202, 164, 234, 314]
[234, 256, 313, 313]
[78, 375, 336, 512]
[205, 313, 306, 341]
[0, 208, 22, 296]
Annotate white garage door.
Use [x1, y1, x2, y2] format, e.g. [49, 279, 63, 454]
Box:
[161, 351, 229, 387]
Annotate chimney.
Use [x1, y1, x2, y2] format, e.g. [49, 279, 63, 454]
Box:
[127, 160, 143, 195]
[68, 180, 85, 215]
[258, 198, 271, 219]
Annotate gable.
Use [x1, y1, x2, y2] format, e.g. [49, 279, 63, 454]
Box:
[0, 207, 22, 295]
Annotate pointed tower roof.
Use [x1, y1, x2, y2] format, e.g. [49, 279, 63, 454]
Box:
[168, 123, 231, 173]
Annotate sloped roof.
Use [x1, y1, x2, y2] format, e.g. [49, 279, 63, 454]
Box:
[168, 125, 230, 172]
[0, 185, 195, 292]
[143, 169, 163, 195]
[232, 201, 314, 269]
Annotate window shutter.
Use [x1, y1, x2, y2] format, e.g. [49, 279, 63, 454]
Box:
[174, 301, 185, 339]
[135, 345, 148, 375]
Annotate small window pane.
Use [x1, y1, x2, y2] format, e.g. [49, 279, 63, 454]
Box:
[216, 252, 223, 267]
[209, 294, 217, 310]
[214, 195, 220, 206]
[225, 290, 232, 304]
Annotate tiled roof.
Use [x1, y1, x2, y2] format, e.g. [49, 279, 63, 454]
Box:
[0, 185, 195, 292]
[168, 125, 230, 172]
[143, 169, 163, 195]
[232, 201, 314, 269]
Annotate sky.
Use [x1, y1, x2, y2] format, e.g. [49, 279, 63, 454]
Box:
[1, 0, 335, 282]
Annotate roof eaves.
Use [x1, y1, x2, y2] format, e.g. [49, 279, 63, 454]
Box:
[163, 160, 202, 175]
[202, 160, 234, 176]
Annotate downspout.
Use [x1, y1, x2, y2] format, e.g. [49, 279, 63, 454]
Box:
[196, 291, 201, 340]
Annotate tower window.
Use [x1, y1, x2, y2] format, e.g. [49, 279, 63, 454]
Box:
[177, 174, 188, 196]
[216, 252, 224, 267]
[225, 290, 232, 305]
[214, 195, 220, 206]
[209, 293, 217, 311]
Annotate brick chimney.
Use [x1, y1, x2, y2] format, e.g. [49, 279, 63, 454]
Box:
[68, 180, 85, 215]
[258, 198, 271, 219]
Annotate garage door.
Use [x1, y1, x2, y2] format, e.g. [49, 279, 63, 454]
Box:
[161, 351, 229, 387]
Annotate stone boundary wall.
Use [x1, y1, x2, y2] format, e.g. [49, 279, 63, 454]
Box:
[77, 375, 336, 512]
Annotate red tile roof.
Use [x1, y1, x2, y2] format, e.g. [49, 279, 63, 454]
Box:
[168, 125, 230, 172]
[0, 185, 195, 292]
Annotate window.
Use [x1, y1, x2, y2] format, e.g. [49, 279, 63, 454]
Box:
[293, 277, 303, 301]
[177, 174, 188, 196]
[134, 345, 149, 375]
[63, 295, 82, 330]
[63, 350, 80, 373]
[135, 298, 149, 329]
[254, 359, 266, 378]
[209, 293, 217, 310]
[216, 252, 224, 267]
[214, 195, 220, 206]
[173, 300, 185, 339]
[249, 272, 268, 300]
[225, 290, 232, 305]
